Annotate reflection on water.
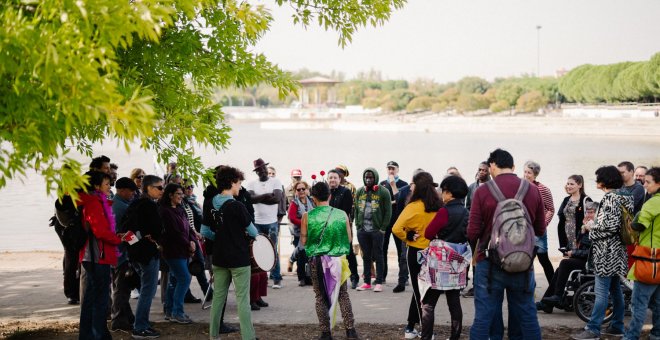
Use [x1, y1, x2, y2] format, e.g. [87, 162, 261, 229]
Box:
[1, 122, 659, 253]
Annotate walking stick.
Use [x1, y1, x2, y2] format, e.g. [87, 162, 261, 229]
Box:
[202, 274, 213, 310]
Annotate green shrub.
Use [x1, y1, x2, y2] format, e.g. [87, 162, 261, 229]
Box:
[515, 90, 548, 112]
[489, 100, 510, 113]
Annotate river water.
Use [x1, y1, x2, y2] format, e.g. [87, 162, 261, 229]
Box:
[1, 122, 658, 254]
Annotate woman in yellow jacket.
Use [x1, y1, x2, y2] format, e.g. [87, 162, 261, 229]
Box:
[393, 172, 442, 339]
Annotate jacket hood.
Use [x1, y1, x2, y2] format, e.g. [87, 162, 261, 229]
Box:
[203, 184, 219, 199]
[362, 167, 380, 186]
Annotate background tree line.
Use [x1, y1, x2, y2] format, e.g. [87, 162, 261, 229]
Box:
[220, 52, 660, 114]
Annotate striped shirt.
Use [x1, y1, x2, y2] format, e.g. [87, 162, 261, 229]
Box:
[534, 181, 555, 226]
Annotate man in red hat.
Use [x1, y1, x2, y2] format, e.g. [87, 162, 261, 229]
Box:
[286, 169, 303, 206]
[247, 158, 285, 289]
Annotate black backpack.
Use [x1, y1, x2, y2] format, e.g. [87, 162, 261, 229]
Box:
[51, 195, 87, 252]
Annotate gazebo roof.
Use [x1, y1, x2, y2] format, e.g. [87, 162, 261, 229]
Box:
[299, 76, 341, 86]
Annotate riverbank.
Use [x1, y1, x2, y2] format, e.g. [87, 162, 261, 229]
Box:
[256, 115, 660, 137]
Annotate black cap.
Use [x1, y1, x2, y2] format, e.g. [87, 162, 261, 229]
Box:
[115, 177, 138, 191]
[386, 161, 399, 168]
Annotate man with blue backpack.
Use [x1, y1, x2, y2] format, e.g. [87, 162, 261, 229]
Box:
[467, 148, 546, 340]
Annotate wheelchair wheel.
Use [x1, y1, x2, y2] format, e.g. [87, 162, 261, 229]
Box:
[573, 280, 614, 323]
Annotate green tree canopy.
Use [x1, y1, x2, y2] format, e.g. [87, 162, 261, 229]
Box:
[0, 0, 405, 197]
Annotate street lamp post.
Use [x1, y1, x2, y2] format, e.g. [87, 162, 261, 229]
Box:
[536, 25, 542, 77]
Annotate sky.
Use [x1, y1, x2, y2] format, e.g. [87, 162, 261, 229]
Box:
[254, 0, 660, 83]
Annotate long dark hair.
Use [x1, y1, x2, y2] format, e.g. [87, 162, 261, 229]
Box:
[159, 183, 183, 206]
[409, 172, 441, 212]
[568, 174, 586, 197]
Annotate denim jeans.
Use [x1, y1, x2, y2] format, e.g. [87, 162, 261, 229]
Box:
[357, 229, 384, 284]
[469, 260, 541, 340]
[164, 258, 191, 318]
[625, 280, 660, 339]
[79, 262, 112, 340]
[256, 222, 281, 281]
[133, 256, 159, 332]
[586, 274, 625, 336]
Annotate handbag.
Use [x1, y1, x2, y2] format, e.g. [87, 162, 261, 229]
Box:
[632, 220, 660, 284]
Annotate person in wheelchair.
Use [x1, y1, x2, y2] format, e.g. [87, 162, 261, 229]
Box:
[537, 201, 598, 312]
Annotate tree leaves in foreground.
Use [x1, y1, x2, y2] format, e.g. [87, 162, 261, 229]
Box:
[0, 0, 405, 198]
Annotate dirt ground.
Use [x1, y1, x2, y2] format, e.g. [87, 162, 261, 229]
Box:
[0, 320, 600, 340]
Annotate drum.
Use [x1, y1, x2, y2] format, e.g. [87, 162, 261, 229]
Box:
[250, 234, 276, 273]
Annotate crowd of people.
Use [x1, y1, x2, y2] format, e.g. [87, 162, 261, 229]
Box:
[50, 150, 660, 340]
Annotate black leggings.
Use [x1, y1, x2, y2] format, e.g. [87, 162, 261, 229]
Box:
[421, 289, 462, 340]
[543, 257, 587, 298]
[406, 246, 422, 327]
[536, 252, 554, 284]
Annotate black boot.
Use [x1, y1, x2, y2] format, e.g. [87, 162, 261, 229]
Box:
[318, 331, 333, 340]
[346, 328, 359, 339]
[449, 320, 462, 340]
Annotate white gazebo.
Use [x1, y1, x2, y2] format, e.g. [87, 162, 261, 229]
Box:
[299, 76, 341, 108]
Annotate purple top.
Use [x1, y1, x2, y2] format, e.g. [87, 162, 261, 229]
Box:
[159, 205, 196, 259]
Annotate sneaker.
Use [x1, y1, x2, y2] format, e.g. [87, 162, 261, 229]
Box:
[298, 280, 306, 287]
[393, 284, 405, 293]
[132, 328, 160, 339]
[570, 329, 600, 340]
[130, 289, 140, 300]
[535, 301, 553, 314]
[184, 295, 201, 303]
[404, 326, 419, 339]
[461, 287, 474, 298]
[171, 314, 193, 324]
[356, 283, 372, 291]
[373, 284, 383, 292]
[350, 279, 359, 290]
[602, 326, 623, 337]
[164, 314, 171, 321]
[272, 280, 282, 289]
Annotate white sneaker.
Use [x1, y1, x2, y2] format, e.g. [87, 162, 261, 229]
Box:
[404, 326, 419, 339]
[130, 289, 140, 299]
[272, 280, 282, 289]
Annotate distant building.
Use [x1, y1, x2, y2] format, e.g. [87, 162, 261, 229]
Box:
[555, 68, 568, 78]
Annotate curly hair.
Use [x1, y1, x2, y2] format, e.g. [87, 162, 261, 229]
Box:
[215, 165, 245, 191]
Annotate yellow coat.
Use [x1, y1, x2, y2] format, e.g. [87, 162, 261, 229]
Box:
[392, 200, 437, 249]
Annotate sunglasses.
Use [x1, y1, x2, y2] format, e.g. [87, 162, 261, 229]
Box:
[136, 175, 145, 179]
[152, 185, 164, 191]
[296, 188, 306, 192]
[185, 186, 194, 190]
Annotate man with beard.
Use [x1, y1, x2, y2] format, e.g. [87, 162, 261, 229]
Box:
[379, 161, 409, 292]
[247, 158, 284, 288]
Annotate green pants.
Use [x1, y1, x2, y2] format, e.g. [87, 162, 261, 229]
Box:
[209, 265, 255, 340]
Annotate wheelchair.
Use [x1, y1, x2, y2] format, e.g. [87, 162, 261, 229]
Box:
[568, 269, 633, 323]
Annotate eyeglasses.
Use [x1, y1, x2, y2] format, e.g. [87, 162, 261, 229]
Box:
[152, 185, 164, 191]
[296, 188, 306, 192]
[136, 175, 145, 179]
[185, 186, 194, 190]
